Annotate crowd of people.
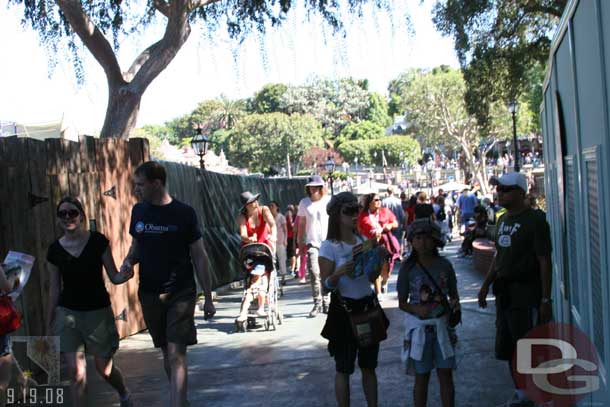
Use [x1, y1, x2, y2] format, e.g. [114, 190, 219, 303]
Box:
[0, 161, 552, 407]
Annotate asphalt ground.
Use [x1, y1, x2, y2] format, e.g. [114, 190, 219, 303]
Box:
[82, 240, 515, 407]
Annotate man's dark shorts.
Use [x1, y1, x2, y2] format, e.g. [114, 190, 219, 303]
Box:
[495, 303, 538, 360]
[331, 340, 379, 375]
[138, 286, 197, 348]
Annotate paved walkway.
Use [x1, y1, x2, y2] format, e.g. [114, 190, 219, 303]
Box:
[84, 241, 514, 406]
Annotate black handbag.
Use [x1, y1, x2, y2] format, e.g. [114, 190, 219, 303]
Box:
[416, 261, 461, 328]
[340, 295, 388, 348]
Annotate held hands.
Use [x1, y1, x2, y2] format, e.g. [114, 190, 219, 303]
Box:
[116, 262, 135, 284]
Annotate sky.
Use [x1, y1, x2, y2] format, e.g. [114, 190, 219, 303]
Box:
[0, 0, 459, 135]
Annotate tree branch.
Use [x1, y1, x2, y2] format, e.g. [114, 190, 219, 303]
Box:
[56, 0, 123, 85]
[153, 0, 171, 17]
[128, 0, 193, 95]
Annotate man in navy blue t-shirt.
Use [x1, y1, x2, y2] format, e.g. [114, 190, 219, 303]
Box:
[121, 161, 215, 407]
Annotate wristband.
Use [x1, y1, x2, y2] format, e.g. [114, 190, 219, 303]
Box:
[324, 276, 336, 290]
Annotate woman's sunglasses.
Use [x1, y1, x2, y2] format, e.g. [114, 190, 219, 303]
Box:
[372, 198, 381, 202]
[57, 209, 80, 219]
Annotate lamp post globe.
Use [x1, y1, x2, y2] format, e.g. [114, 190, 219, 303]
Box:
[324, 155, 336, 195]
[191, 125, 211, 169]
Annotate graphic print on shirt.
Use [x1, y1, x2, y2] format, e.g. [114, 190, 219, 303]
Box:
[497, 221, 522, 248]
[134, 221, 178, 234]
[411, 272, 447, 318]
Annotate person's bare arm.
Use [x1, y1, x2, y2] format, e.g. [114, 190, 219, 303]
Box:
[262, 206, 277, 244]
[46, 263, 62, 335]
[190, 238, 216, 318]
[102, 246, 134, 285]
[120, 239, 140, 274]
[237, 214, 254, 244]
[478, 254, 497, 308]
[298, 216, 307, 252]
[320, 257, 352, 289]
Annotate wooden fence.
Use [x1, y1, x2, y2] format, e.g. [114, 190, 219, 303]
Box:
[0, 136, 149, 338]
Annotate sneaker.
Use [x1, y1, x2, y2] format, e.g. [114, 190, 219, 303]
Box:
[299, 278, 307, 284]
[120, 394, 134, 407]
[377, 292, 385, 302]
[322, 303, 329, 314]
[308, 304, 322, 318]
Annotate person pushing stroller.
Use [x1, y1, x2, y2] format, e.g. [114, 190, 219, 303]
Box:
[235, 192, 277, 323]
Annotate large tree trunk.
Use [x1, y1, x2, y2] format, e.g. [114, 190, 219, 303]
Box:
[101, 85, 143, 138]
[56, 0, 196, 139]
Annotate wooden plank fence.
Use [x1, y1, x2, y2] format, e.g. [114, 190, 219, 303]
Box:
[0, 136, 149, 338]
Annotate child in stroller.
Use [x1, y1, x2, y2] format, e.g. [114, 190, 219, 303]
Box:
[235, 243, 282, 332]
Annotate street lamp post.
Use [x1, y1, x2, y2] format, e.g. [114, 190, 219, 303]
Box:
[191, 125, 211, 169]
[324, 155, 336, 195]
[508, 100, 520, 172]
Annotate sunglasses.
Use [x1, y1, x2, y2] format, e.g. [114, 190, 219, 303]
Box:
[496, 185, 520, 193]
[372, 198, 381, 202]
[57, 209, 80, 219]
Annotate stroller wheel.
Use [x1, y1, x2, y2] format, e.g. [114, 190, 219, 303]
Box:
[247, 317, 256, 329]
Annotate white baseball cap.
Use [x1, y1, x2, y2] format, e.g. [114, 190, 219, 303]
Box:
[489, 172, 528, 193]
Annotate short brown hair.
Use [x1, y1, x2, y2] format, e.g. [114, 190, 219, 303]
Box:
[135, 161, 166, 186]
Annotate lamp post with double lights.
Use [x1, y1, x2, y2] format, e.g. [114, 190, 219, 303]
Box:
[324, 155, 336, 195]
[191, 125, 212, 169]
[508, 100, 520, 172]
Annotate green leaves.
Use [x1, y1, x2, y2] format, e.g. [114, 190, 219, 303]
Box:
[337, 136, 420, 167]
[223, 112, 324, 173]
[432, 0, 564, 126]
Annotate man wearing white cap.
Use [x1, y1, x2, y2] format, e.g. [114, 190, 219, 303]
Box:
[298, 175, 332, 317]
[477, 172, 553, 407]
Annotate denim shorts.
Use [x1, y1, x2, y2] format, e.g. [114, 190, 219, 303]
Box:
[412, 329, 456, 374]
[0, 335, 11, 357]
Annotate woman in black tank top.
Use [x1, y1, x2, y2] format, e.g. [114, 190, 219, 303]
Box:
[46, 197, 135, 407]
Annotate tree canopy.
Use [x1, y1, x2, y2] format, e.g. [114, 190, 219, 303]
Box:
[432, 0, 565, 127]
[395, 66, 533, 193]
[8, 0, 395, 138]
[222, 112, 324, 174]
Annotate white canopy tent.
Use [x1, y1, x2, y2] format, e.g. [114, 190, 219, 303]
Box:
[436, 181, 471, 192]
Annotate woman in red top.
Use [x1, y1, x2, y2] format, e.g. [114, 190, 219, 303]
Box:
[236, 191, 276, 319]
[357, 193, 400, 298]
